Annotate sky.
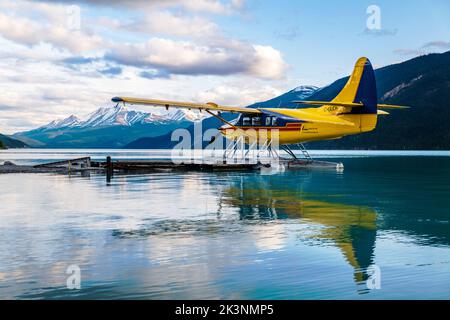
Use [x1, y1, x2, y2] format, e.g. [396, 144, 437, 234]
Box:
[0, 0, 449, 134]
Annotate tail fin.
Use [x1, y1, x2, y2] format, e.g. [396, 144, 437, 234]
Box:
[332, 57, 377, 114]
[295, 57, 409, 112]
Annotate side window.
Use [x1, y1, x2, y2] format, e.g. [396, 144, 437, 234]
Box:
[272, 117, 277, 126]
[265, 117, 271, 126]
[242, 117, 251, 126]
[252, 117, 261, 126]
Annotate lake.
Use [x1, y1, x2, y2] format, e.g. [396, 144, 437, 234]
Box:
[1, 149, 450, 299]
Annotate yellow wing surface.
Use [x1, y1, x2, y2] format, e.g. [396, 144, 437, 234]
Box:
[297, 101, 409, 109]
[112, 97, 356, 126]
[111, 97, 261, 114]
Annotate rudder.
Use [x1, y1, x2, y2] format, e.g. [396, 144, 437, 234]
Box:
[332, 57, 377, 114]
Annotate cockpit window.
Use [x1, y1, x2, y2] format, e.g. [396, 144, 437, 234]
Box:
[265, 117, 271, 126]
[252, 117, 261, 126]
[242, 117, 251, 126]
[272, 117, 277, 126]
[230, 117, 239, 125]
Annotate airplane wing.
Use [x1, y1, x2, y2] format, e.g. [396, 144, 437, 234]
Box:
[294, 100, 409, 109]
[111, 97, 261, 114]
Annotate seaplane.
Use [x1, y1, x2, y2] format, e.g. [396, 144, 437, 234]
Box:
[112, 57, 408, 162]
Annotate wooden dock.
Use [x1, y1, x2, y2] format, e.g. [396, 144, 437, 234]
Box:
[105, 160, 264, 172]
[1, 156, 343, 174]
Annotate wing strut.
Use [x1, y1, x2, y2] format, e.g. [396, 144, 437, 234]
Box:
[205, 110, 236, 129]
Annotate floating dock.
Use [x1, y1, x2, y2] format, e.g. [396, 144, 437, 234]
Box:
[0, 156, 343, 174]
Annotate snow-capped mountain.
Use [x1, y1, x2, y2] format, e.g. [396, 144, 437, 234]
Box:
[36, 104, 207, 132]
[289, 85, 320, 100]
[38, 115, 81, 130]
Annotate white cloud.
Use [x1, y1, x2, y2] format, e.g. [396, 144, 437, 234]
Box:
[250, 45, 289, 80]
[124, 11, 219, 38]
[107, 38, 288, 79]
[421, 41, 450, 49]
[393, 49, 425, 56]
[194, 83, 282, 106]
[40, 0, 245, 14]
[394, 40, 450, 58]
[0, 11, 103, 53]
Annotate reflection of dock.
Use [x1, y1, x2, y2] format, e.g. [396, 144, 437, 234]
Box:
[0, 156, 343, 174]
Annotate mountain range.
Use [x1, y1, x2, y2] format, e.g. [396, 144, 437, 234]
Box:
[12, 103, 206, 148]
[9, 51, 450, 150]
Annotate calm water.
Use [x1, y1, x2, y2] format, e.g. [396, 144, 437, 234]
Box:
[1, 150, 450, 299]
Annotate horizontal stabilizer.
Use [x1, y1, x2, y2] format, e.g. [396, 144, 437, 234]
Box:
[294, 101, 363, 108]
[295, 100, 409, 110]
[376, 104, 410, 109]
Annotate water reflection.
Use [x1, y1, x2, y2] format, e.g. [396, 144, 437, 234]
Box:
[220, 176, 377, 288]
[2, 155, 450, 299]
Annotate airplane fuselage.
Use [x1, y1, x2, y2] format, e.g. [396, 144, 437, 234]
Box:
[219, 108, 378, 145]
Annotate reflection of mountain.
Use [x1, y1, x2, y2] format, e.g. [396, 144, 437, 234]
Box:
[221, 181, 377, 286]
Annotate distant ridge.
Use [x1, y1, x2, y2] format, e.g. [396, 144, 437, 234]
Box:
[0, 133, 28, 148]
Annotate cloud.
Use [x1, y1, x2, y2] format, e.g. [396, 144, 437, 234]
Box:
[393, 49, 425, 56]
[139, 70, 171, 80]
[32, 0, 245, 14]
[98, 66, 122, 76]
[194, 83, 282, 106]
[0, 103, 17, 111]
[106, 38, 288, 79]
[61, 56, 100, 65]
[394, 40, 450, 57]
[123, 11, 220, 38]
[0, 12, 103, 53]
[422, 41, 450, 49]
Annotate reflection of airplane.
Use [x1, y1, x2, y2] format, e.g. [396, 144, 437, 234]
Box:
[221, 183, 376, 288]
[112, 57, 407, 158]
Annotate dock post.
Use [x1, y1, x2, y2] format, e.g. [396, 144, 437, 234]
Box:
[106, 156, 113, 182]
